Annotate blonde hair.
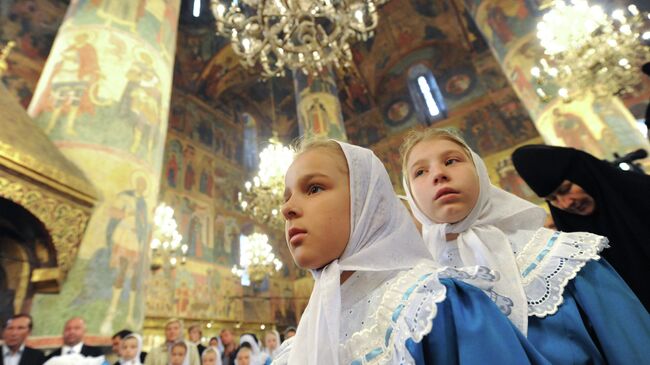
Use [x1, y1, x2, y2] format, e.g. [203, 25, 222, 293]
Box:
[202, 347, 219, 359]
[291, 136, 349, 175]
[400, 128, 473, 190]
[171, 341, 188, 353]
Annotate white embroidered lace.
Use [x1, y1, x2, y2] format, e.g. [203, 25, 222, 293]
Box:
[516, 228, 608, 317]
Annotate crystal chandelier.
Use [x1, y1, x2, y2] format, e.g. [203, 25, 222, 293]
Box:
[210, 0, 388, 78]
[530, 1, 650, 101]
[232, 233, 283, 283]
[150, 203, 188, 270]
[238, 136, 294, 228]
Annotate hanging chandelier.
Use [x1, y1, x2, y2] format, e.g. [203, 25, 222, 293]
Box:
[232, 232, 283, 283]
[150, 203, 188, 270]
[210, 0, 388, 78]
[530, 1, 650, 102]
[238, 136, 294, 229]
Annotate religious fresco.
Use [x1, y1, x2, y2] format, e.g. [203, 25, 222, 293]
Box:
[536, 95, 649, 159]
[482, 137, 545, 204]
[0, 0, 67, 106]
[294, 69, 347, 140]
[26, 26, 174, 166]
[345, 109, 388, 147]
[470, 0, 540, 59]
[145, 262, 244, 321]
[26, 0, 182, 337]
[31, 154, 158, 335]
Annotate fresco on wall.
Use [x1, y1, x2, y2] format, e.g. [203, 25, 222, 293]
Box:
[472, 0, 539, 59]
[145, 262, 244, 321]
[536, 95, 649, 159]
[345, 109, 388, 147]
[482, 138, 545, 204]
[31, 155, 158, 335]
[0, 0, 66, 105]
[27, 0, 181, 336]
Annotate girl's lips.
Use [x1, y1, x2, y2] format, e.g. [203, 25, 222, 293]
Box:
[289, 232, 307, 246]
[435, 187, 460, 200]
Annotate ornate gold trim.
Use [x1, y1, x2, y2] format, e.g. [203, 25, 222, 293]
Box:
[0, 175, 91, 280]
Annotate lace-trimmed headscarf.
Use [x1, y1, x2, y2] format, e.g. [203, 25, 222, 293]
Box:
[402, 138, 546, 335]
[286, 141, 434, 365]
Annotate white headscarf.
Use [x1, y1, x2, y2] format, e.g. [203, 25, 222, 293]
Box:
[286, 141, 434, 365]
[201, 346, 223, 365]
[263, 330, 281, 359]
[119, 333, 143, 365]
[403, 144, 546, 335]
[239, 334, 264, 365]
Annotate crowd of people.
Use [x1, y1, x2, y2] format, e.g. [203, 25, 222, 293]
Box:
[1, 315, 295, 365]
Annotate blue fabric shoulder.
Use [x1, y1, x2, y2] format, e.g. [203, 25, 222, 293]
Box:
[406, 278, 549, 365]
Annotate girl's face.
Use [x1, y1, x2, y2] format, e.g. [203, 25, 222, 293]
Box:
[170, 346, 186, 365]
[202, 352, 217, 365]
[282, 148, 351, 269]
[265, 333, 278, 350]
[407, 138, 480, 224]
[120, 337, 138, 361]
[236, 350, 251, 365]
[209, 338, 218, 347]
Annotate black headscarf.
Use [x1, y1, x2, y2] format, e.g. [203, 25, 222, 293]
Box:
[512, 144, 650, 310]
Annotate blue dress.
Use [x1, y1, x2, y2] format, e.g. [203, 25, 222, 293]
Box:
[406, 279, 550, 365]
[527, 259, 650, 365]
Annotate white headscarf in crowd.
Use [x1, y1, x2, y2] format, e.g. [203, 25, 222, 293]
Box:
[43, 354, 105, 365]
[202, 346, 223, 365]
[119, 333, 143, 365]
[286, 141, 434, 365]
[263, 330, 281, 359]
[239, 334, 264, 365]
[403, 144, 546, 335]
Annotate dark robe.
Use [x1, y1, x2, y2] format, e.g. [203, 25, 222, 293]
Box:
[512, 144, 650, 310]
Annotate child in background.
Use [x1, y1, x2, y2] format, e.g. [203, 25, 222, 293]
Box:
[401, 128, 650, 364]
[201, 347, 222, 365]
[169, 342, 187, 365]
[118, 334, 143, 365]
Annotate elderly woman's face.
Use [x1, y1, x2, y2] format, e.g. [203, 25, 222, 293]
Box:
[545, 180, 596, 216]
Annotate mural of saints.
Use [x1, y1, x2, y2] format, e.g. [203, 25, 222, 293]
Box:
[41, 32, 101, 136]
[551, 108, 604, 157]
[118, 51, 162, 158]
[100, 171, 150, 333]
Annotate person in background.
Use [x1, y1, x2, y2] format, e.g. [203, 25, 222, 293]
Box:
[169, 342, 188, 365]
[144, 319, 199, 365]
[219, 329, 236, 365]
[201, 347, 222, 365]
[45, 317, 102, 360]
[281, 328, 295, 342]
[261, 331, 280, 364]
[234, 348, 251, 365]
[116, 333, 142, 365]
[513, 144, 650, 310]
[1, 314, 46, 365]
[187, 325, 205, 357]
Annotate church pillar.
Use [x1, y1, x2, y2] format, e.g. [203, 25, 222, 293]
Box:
[26, 0, 181, 336]
[465, 0, 649, 160]
[293, 68, 348, 140]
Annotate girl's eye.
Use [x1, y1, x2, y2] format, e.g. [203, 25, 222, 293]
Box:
[445, 158, 459, 166]
[307, 185, 323, 194]
[413, 169, 425, 178]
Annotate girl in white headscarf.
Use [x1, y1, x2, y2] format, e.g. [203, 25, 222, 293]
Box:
[201, 347, 222, 365]
[261, 330, 281, 364]
[118, 333, 143, 365]
[273, 138, 548, 365]
[238, 334, 264, 365]
[401, 128, 650, 364]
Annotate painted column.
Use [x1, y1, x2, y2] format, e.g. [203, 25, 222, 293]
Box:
[464, 0, 649, 160]
[27, 0, 180, 336]
[293, 68, 347, 140]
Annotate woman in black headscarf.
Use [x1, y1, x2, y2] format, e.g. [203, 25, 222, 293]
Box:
[512, 144, 650, 310]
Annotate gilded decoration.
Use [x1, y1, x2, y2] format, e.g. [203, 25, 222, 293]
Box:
[0, 175, 91, 280]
